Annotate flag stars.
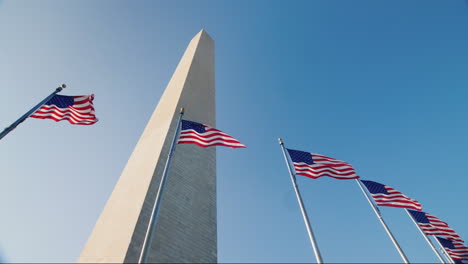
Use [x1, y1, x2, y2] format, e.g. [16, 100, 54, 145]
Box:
[287, 149, 314, 164]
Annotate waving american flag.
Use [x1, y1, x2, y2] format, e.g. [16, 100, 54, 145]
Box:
[436, 236, 468, 262]
[361, 180, 422, 211]
[177, 120, 246, 148]
[30, 94, 97, 125]
[286, 149, 359, 180]
[408, 210, 464, 242]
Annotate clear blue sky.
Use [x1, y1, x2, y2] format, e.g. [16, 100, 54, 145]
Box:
[0, 0, 467, 262]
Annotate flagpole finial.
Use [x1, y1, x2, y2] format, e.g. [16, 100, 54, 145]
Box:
[278, 138, 283, 144]
[56, 84, 66, 92]
[180, 108, 185, 114]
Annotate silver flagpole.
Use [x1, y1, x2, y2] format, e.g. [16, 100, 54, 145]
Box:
[355, 179, 410, 264]
[434, 237, 456, 264]
[138, 108, 185, 264]
[404, 209, 446, 263]
[278, 138, 323, 264]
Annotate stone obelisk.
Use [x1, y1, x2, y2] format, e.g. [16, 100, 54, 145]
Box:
[78, 30, 216, 263]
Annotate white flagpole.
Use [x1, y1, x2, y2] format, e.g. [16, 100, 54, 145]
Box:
[138, 108, 185, 264]
[404, 209, 446, 263]
[434, 237, 456, 264]
[355, 179, 410, 264]
[278, 138, 323, 264]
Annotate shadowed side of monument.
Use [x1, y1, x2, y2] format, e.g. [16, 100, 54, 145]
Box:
[78, 30, 216, 263]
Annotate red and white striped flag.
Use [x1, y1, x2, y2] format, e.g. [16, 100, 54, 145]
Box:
[177, 120, 245, 148]
[286, 149, 359, 180]
[30, 94, 97, 125]
[361, 180, 422, 211]
[436, 236, 468, 262]
[409, 210, 464, 242]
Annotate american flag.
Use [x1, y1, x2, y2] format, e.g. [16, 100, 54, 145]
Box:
[286, 149, 359, 180]
[408, 210, 464, 242]
[30, 94, 98, 125]
[177, 120, 246, 148]
[361, 180, 422, 211]
[436, 236, 468, 263]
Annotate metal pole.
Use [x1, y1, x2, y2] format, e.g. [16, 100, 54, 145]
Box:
[434, 236, 455, 264]
[355, 179, 410, 264]
[0, 84, 66, 141]
[138, 108, 185, 264]
[278, 138, 323, 264]
[405, 209, 446, 263]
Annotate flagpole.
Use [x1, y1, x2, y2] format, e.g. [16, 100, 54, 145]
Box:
[355, 179, 409, 264]
[138, 108, 185, 264]
[404, 209, 446, 263]
[434, 237, 456, 264]
[0, 84, 66, 141]
[278, 138, 323, 264]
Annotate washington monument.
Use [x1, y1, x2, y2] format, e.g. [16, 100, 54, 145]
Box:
[79, 30, 216, 263]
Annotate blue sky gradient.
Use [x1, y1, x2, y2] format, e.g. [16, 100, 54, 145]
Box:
[0, 0, 467, 262]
